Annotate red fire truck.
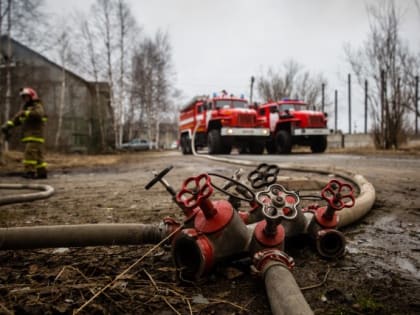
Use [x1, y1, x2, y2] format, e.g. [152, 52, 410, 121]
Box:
[179, 94, 270, 154]
[257, 99, 330, 154]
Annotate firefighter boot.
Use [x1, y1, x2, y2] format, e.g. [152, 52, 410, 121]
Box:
[36, 167, 48, 179]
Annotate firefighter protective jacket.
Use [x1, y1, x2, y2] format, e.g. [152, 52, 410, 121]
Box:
[7, 100, 47, 143]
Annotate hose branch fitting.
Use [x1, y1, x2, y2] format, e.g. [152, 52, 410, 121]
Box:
[251, 184, 300, 251]
[318, 179, 355, 227]
[173, 173, 250, 280]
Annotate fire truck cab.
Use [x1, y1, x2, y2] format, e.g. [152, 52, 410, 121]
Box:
[257, 99, 330, 154]
[179, 94, 270, 154]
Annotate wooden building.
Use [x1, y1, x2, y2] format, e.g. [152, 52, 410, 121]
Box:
[0, 36, 114, 153]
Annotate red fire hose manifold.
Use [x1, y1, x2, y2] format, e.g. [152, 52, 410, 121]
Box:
[143, 164, 358, 315]
[145, 164, 355, 281]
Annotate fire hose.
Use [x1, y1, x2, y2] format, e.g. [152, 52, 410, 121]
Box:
[0, 183, 55, 206]
[0, 223, 172, 250]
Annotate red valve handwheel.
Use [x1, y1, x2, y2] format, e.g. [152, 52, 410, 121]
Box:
[321, 179, 355, 211]
[176, 174, 213, 210]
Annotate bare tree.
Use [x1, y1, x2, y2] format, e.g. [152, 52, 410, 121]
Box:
[54, 29, 72, 148]
[83, 0, 140, 148]
[257, 60, 329, 110]
[91, 0, 117, 146]
[77, 15, 107, 150]
[115, 0, 137, 146]
[345, 0, 419, 149]
[131, 31, 174, 147]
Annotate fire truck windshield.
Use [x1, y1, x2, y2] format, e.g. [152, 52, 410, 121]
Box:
[216, 100, 248, 109]
[279, 104, 307, 111]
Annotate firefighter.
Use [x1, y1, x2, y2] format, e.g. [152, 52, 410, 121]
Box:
[1, 87, 48, 179]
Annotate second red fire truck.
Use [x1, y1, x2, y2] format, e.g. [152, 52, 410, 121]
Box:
[256, 99, 330, 154]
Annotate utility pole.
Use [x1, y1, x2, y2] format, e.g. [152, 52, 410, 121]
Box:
[321, 83, 325, 112]
[250, 76, 255, 104]
[364, 79, 368, 134]
[380, 69, 385, 148]
[415, 75, 419, 135]
[348, 73, 351, 134]
[334, 90, 338, 133]
[4, 0, 12, 152]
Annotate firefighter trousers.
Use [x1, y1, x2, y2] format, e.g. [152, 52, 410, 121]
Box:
[23, 141, 47, 176]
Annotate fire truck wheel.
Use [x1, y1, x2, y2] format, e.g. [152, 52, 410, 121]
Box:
[208, 129, 223, 154]
[275, 130, 292, 154]
[310, 135, 327, 153]
[181, 135, 192, 155]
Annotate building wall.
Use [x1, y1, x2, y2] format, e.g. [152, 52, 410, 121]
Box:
[0, 37, 113, 152]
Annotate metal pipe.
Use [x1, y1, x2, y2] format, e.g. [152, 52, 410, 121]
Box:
[314, 228, 346, 258]
[172, 208, 251, 280]
[415, 75, 418, 135]
[0, 223, 169, 250]
[0, 183, 55, 206]
[334, 89, 338, 133]
[348, 73, 352, 134]
[364, 79, 368, 134]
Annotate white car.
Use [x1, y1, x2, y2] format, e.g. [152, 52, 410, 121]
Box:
[118, 139, 156, 151]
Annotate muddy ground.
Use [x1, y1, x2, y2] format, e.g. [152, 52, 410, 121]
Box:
[0, 150, 419, 315]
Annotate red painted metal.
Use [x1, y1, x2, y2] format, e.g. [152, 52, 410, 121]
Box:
[253, 220, 285, 248]
[194, 200, 234, 234]
[321, 179, 355, 212]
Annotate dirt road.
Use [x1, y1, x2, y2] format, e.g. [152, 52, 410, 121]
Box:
[0, 151, 419, 314]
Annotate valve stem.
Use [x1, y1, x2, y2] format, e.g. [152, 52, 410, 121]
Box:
[151, 171, 176, 197]
[264, 206, 281, 237]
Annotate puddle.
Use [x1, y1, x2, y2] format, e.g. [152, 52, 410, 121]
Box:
[374, 214, 397, 227]
[395, 257, 420, 279]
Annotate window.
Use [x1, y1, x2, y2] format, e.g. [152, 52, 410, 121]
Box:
[279, 104, 307, 111]
[215, 100, 247, 109]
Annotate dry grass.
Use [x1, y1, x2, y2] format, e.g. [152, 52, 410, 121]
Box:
[327, 145, 420, 156]
[0, 150, 166, 172]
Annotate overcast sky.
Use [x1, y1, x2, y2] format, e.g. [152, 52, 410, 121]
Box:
[45, 0, 419, 132]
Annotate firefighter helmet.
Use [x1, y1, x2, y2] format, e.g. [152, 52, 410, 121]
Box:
[19, 87, 39, 100]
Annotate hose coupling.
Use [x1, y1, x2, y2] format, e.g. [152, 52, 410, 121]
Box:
[252, 249, 295, 275]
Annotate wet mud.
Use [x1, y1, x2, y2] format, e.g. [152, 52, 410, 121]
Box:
[0, 151, 419, 314]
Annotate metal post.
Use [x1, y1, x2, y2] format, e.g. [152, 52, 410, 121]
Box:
[321, 83, 325, 112]
[380, 69, 385, 147]
[334, 90, 338, 133]
[250, 76, 255, 104]
[415, 75, 419, 135]
[364, 79, 368, 134]
[348, 73, 351, 134]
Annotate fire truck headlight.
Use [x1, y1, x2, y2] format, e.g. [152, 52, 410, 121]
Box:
[262, 129, 269, 135]
[227, 128, 233, 134]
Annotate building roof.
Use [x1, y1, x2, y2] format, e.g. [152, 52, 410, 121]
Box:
[0, 35, 107, 86]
